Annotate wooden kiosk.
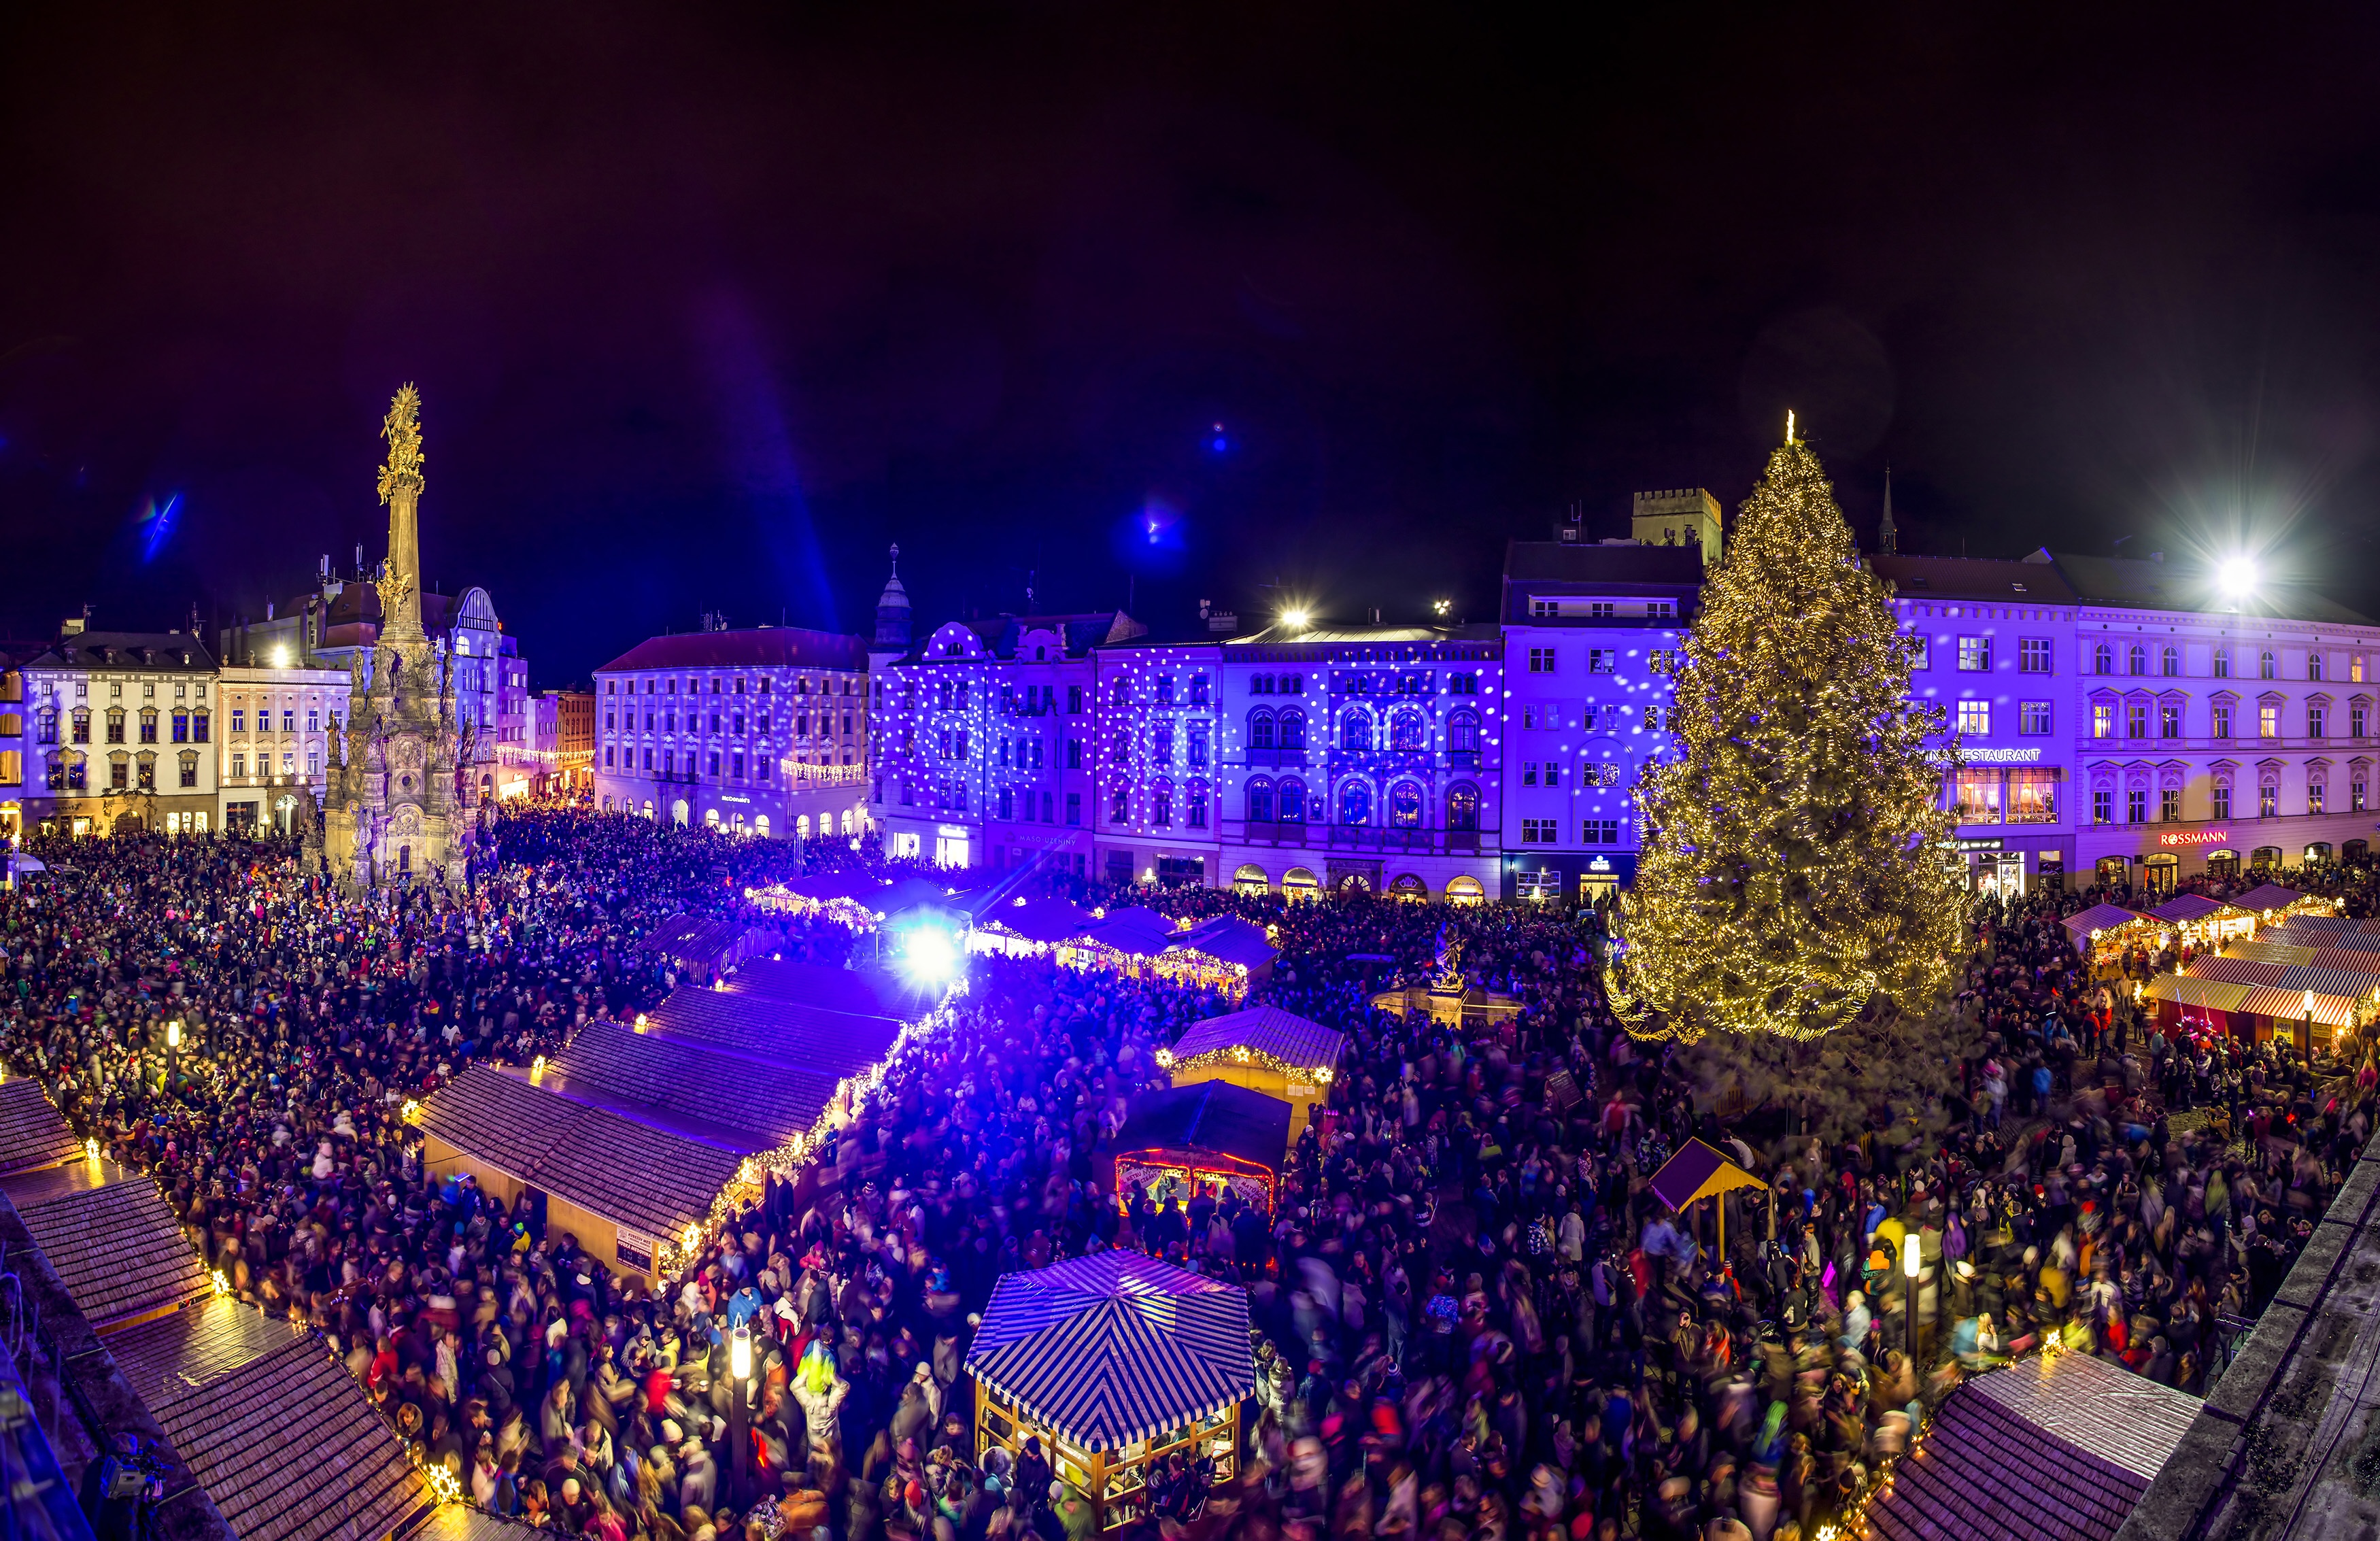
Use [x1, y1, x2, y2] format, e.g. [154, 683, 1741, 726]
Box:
[1108, 1081, 1294, 1217]
[967, 1251, 1255, 1531]
[1157, 1005, 1345, 1144]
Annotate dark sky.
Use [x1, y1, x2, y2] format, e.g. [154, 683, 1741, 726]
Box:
[7, 5, 2380, 683]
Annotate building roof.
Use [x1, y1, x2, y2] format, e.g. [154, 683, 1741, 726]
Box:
[2045, 551, 2373, 625]
[540, 1019, 838, 1153]
[1502, 540, 1707, 586]
[1224, 621, 1502, 647]
[1869, 1351, 2198, 1541]
[1169, 915, 1278, 972]
[637, 913, 769, 972]
[723, 957, 917, 1017]
[0, 1078, 83, 1176]
[963, 611, 1149, 660]
[1168, 1005, 1342, 1073]
[23, 632, 217, 672]
[2062, 902, 2149, 938]
[1871, 554, 2080, 604]
[2232, 883, 2309, 913]
[964, 1251, 1255, 1452]
[6, 1165, 211, 1331]
[638, 989, 904, 1078]
[107, 1298, 430, 1541]
[414, 1066, 743, 1241]
[1116, 1081, 1293, 1170]
[596, 627, 868, 675]
[409, 1507, 549, 1540]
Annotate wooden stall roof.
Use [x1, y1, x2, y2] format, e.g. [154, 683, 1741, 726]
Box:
[1168, 1006, 1344, 1074]
[2145, 975, 2254, 1013]
[2222, 941, 2318, 966]
[540, 1019, 838, 1153]
[639, 987, 902, 1077]
[2238, 985, 2363, 1028]
[2146, 893, 2238, 924]
[1117, 1082, 1293, 1169]
[3, 1163, 211, 1332]
[0, 1078, 82, 1176]
[2062, 902, 2149, 941]
[724, 958, 915, 1017]
[409, 1506, 549, 1540]
[2188, 956, 2285, 987]
[1077, 906, 1181, 958]
[977, 894, 1095, 945]
[2233, 883, 2311, 913]
[1865, 1351, 2198, 1541]
[108, 1298, 430, 1541]
[1168, 915, 1278, 972]
[415, 1066, 743, 1242]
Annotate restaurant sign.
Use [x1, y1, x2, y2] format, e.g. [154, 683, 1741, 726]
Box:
[2159, 829, 2230, 847]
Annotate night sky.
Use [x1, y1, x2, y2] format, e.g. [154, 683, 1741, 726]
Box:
[7, 7, 2380, 683]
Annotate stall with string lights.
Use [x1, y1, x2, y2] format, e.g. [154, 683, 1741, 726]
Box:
[1157, 1004, 1342, 1143]
[1109, 1080, 1293, 1217]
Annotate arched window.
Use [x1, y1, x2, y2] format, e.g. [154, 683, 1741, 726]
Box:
[2213, 647, 2231, 679]
[1341, 708, 1373, 751]
[1338, 781, 1372, 826]
[755, 815, 770, 836]
[1278, 779, 1306, 822]
[2311, 652, 2327, 682]
[1388, 780, 1423, 827]
[1280, 709, 1307, 749]
[1447, 783, 1480, 831]
[1448, 708, 1480, 753]
[1388, 709, 1426, 751]
[2161, 645, 2181, 677]
[1248, 709, 1276, 750]
[2128, 644, 2147, 676]
[2261, 650, 2279, 680]
[1246, 777, 1276, 823]
[2093, 642, 2115, 675]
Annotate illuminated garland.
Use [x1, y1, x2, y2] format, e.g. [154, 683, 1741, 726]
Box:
[1154, 1043, 1334, 1085]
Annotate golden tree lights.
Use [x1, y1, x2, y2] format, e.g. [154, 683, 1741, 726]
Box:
[1613, 435, 1965, 1043]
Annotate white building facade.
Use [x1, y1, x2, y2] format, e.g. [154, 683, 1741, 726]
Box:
[21, 627, 220, 836]
[216, 662, 352, 837]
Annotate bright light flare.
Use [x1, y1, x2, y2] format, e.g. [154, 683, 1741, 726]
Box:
[1282, 608, 1310, 631]
[900, 927, 959, 988]
[2217, 554, 2258, 600]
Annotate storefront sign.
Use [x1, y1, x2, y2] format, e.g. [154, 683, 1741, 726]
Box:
[1962, 747, 2045, 763]
[1951, 837, 2005, 851]
[2159, 828, 2230, 847]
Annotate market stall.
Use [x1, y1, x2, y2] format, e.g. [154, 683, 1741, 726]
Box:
[638, 913, 770, 984]
[970, 894, 1095, 958]
[2231, 883, 2341, 928]
[1157, 914, 1278, 999]
[747, 870, 893, 930]
[1059, 906, 1183, 980]
[2144, 973, 2254, 1042]
[966, 1251, 1255, 1532]
[1648, 1138, 1773, 1257]
[2145, 892, 2256, 949]
[1108, 1081, 1293, 1216]
[2060, 902, 2152, 973]
[1158, 1005, 1344, 1143]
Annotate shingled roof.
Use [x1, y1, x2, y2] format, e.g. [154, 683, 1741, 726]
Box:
[540, 1019, 840, 1151]
[638, 987, 902, 1076]
[108, 1298, 430, 1541]
[1867, 1351, 2198, 1541]
[4, 1164, 211, 1332]
[415, 1066, 743, 1241]
[0, 1078, 82, 1176]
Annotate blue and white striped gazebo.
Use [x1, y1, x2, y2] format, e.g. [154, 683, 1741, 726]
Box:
[966, 1251, 1253, 1529]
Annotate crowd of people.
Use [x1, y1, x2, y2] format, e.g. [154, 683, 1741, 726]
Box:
[0, 807, 2374, 1541]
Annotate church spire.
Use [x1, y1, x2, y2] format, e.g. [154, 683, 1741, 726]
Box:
[1878, 464, 1897, 556]
[376, 384, 426, 644]
[874, 543, 912, 650]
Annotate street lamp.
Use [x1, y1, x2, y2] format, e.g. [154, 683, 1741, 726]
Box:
[165, 1019, 181, 1092]
[728, 1325, 753, 1500]
[1902, 1230, 1922, 1365]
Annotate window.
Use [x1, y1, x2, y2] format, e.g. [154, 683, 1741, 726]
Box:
[1108, 786, 1127, 823]
[1953, 769, 2001, 824]
[2160, 704, 2181, 739]
[231, 751, 245, 777]
[1588, 649, 1616, 674]
[998, 787, 1014, 820]
[1280, 709, 1306, 749]
[2309, 780, 2327, 815]
[1388, 781, 1422, 827]
[2020, 700, 2052, 735]
[2093, 641, 2115, 675]
[2311, 653, 2326, 682]
[2357, 779, 2370, 814]
[2093, 703, 2113, 739]
[2260, 650, 2279, 680]
[2213, 704, 2232, 739]
[1155, 676, 1175, 705]
[2161, 788, 2181, 822]
[2126, 644, 2146, 676]
[1188, 724, 1209, 766]
[1388, 709, 1425, 751]
[2260, 705, 2280, 739]
[1447, 785, 1478, 830]
[1187, 785, 1208, 828]
[137, 711, 156, 743]
[2126, 702, 2147, 739]
[2212, 783, 2231, 820]
[2162, 645, 2181, 677]
[1449, 672, 1477, 695]
[1955, 700, 1990, 736]
[1584, 602, 1614, 619]
[1958, 636, 1990, 672]
[1340, 709, 1372, 751]
[2009, 769, 2056, 824]
[1907, 632, 1931, 670]
[1338, 782, 1370, 826]
[2020, 638, 2052, 674]
[1521, 762, 1538, 787]
[179, 753, 198, 789]
[2127, 787, 2146, 824]
[2213, 647, 2230, 679]
[1528, 647, 1555, 674]
[1278, 779, 1306, 822]
[1246, 779, 1275, 822]
[1066, 792, 1082, 826]
[1189, 675, 1209, 706]
[1582, 818, 1620, 844]
[1529, 598, 1557, 618]
[1520, 817, 1557, 843]
[2311, 706, 2327, 739]
[2358, 706, 2373, 740]
[2260, 783, 2279, 818]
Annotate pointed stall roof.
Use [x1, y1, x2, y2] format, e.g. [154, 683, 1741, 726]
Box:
[964, 1251, 1254, 1452]
[1168, 1006, 1344, 1075]
[1117, 1081, 1293, 1172]
[1168, 915, 1278, 972]
[2061, 903, 2150, 943]
[0, 1078, 83, 1176]
[2232, 883, 2309, 913]
[1078, 905, 1181, 958]
[1647, 1139, 1767, 1214]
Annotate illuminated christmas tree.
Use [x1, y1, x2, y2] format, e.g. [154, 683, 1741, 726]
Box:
[1614, 431, 1965, 1049]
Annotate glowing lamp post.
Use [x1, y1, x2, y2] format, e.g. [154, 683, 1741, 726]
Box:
[728, 1325, 753, 1500]
[165, 1019, 182, 1092]
[1902, 1230, 1922, 1364]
